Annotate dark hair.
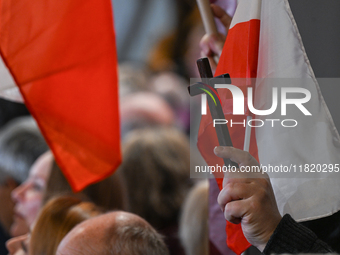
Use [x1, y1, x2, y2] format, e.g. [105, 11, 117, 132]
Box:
[0, 117, 48, 184]
[43, 160, 127, 211]
[148, 2, 200, 76]
[120, 127, 191, 229]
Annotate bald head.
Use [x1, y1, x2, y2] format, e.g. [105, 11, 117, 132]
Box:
[57, 211, 169, 255]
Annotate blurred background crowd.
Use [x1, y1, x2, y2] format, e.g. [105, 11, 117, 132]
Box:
[0, 0, 229, 254]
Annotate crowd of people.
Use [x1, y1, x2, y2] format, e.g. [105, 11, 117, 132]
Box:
[0, 3, 208, 253]
[0, 0, 206, 254]
[0, 0, 339, 255]
[0, 116, 206, 255]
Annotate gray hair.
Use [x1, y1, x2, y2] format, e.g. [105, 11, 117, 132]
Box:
[0, 116, 48, 184]
[107, 214, 169, 255]
[179, 180, 209, 255]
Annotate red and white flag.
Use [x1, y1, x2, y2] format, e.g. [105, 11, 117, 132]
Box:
[198, 0, 340, 254]
[0, 0, 121, 192]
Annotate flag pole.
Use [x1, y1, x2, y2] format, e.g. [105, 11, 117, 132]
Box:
[196, 0, 218, 35]
[243, 116, 252, 152]
[196, 0, 220, 63]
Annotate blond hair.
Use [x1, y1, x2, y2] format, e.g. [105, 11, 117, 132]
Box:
[30, 196, 102, 255]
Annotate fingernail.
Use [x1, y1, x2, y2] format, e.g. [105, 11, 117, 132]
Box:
[214, 146, 223, 155]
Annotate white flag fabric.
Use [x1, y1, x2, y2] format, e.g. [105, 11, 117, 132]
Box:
[0, 56, 23, 102]
[255, 0, 340, 222]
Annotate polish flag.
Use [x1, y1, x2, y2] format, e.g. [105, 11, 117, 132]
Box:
[198, 0, 340, 254]
[0, 0, 121, 192]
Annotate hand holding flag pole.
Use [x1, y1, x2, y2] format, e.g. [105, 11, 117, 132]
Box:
[196, 0, 220, 63]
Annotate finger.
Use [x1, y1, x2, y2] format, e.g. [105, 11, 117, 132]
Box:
[199, 34, 211, 56]
[214, 146, 257, 166]
[208, 34, 225, 56]
[217, 182, 252, 211]
[200, 33, 225, 57]
[223, 199, 249, 224]
[211, 4, 232, 30]
[222, 176, 251, 188]
[201, 50, 208, 58]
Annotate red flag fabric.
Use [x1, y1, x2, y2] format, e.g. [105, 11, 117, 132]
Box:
[0, 0, 121, 191]
[198, 1, 262, 253]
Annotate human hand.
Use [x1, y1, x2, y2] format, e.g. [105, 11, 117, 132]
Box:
[214, 146, 282, 252]
[200, 4, 231, 73]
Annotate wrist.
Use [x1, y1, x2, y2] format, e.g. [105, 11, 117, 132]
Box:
[256, 215, 282, 252]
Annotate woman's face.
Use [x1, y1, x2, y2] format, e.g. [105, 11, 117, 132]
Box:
[6, 233, 29, 255]
[10, 151, 53, 236]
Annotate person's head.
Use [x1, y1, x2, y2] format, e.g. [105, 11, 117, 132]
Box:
[12, 150, 126, 237]
[11, 151, 53, 236]
[0, 116, 48, 235]
[148, 4, 203, 78]
[120, 92, 175, 138]
[6, 196, 102, 255]
[56, 211, 169, 255]
[43, 160, 127, 211]
[120, 127, 191, 229]
[30, 196, 102, 255]
[179, 180, 209, 255]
